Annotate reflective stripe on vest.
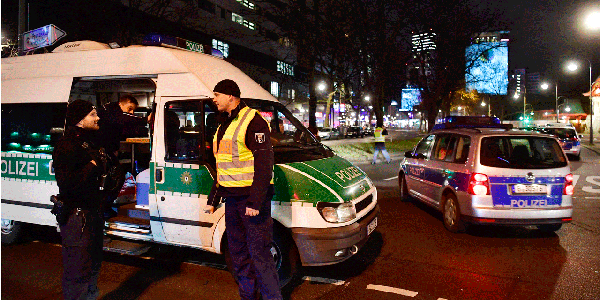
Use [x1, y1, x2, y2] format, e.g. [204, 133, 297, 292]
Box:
[374, 127, 385, 142]
[214, 107, 256, 187]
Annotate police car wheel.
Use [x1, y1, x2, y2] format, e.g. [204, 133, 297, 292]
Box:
[442, 194, 466, 233]
[273, 224, 300, 288]
[399, 174, 411, 202]
[537, 224, 562, 232]
[1, 219, 23, 245]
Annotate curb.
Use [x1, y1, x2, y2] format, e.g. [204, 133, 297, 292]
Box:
[582, 144, 600, 155]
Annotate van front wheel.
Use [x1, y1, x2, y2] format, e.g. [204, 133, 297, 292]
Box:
[1, 219, 23, 245]
[272, 224, 300, 288]
[222, 224, 300, 288]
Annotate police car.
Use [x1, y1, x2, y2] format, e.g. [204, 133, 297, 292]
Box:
[398, 116, 573, 233]
[537, 123, 582, 160]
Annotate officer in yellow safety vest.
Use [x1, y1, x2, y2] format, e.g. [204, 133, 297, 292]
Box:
[372, 121, 391, 164]
[203, 79, 282, 300]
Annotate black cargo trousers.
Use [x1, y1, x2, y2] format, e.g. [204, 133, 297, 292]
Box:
[59, 208, 104, 300]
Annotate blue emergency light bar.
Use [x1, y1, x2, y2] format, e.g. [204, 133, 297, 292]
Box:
[142, 33, 223, 58]
[432, 116, 513, 131]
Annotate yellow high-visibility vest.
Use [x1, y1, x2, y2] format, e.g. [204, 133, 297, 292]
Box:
[213, 106, 273, 187]
[374, 127, 385, 142]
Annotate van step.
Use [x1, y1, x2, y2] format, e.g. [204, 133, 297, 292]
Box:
[103, 239, 151, 255]
[105, 220, 151, 234]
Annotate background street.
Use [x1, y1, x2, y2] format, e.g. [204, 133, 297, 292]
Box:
[3, 133, 600, 300]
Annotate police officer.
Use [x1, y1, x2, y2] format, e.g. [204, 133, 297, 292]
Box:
[203, 79, 282, 300]
[53, 100, 107, 300]
[97, 94, 148, 156]
[372, 121, 391, 164]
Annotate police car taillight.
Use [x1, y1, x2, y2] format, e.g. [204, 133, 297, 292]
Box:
[468, 173, 489, 195]
[564, 173, 574, 195]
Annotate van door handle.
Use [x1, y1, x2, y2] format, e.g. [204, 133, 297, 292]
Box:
[156, 168, 163, 182]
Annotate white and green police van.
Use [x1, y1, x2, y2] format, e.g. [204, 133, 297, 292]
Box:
[1, 36, 379, 284]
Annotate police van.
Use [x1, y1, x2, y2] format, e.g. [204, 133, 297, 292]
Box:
[1, 36, 379, 285]
[398, 116, 573, 233]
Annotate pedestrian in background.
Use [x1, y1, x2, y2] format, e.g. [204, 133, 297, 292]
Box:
[372, 121, 391, 164]
[53, 100, 107, 300]
[204, 79, 282, 300]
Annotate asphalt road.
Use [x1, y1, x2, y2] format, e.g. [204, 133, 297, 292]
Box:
[2, 136, 599, 300]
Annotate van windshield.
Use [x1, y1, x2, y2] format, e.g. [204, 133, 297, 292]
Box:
[480, 136, 568, 169]
[243, 99, 334, 164]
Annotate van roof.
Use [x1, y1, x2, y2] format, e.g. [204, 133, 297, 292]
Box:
[1, 41, 277, 104]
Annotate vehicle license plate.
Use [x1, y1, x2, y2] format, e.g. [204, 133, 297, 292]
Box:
[512, 184, 547, 194]
[367, 217, 377, 235]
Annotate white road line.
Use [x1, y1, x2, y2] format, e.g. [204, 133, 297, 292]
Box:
[302, 276, 345, 286]
[584, 197, 600, 199]
[573, 175, 580, 187]
[437, 298, 448, 300]
[384, 176, 398, 181]
[366, 284, 418, 297]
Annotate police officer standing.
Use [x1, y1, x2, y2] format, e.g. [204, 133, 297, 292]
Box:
[203, 79, 282, 300]
[53, 100, 107, 300]
[372, 121, 391, 164]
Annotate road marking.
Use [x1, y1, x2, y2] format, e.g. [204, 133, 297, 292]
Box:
[367, 284, 418, 297]
[584, 197, 600, 199]
[384, 176, 398, 181]
[582, 176, 600, 193]
[573, 175, 580, 187]
[302, 276, 345, 285]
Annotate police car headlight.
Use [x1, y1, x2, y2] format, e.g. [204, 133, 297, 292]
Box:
[317, 202, 356, 223]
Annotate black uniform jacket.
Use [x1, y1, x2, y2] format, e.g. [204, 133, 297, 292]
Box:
[97, 102, 148, 154]
[53, 126, 104, 212]
[208, 103, 274, 210]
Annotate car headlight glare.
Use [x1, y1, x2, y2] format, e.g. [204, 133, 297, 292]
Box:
[317, 202, 356, 223]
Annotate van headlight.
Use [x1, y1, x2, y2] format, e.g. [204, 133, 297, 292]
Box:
[316, 202, 356, 223]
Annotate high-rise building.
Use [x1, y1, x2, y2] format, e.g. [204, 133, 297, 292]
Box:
[411, 31, 436, 53]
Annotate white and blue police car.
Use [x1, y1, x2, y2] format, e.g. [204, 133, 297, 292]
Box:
[399, 116, 574, 233]
[537, 123, 582, 160]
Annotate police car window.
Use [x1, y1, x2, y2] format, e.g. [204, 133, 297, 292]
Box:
[480, 136, 567, 169]
[241, 99, 333, 164]
[414, 135, 435, 158]
[454, 136, 471, 164]
[433, 135, 454, 161]
[164, 100, 205, 162]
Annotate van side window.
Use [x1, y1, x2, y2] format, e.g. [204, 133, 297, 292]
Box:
[1, 103, 67, 154]
[164, 101, 205, 162]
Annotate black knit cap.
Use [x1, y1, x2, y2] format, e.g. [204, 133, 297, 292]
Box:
[66, 100, 95, 127]
[213, 79, 241, 98]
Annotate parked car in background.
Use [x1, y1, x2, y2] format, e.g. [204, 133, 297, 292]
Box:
[363, 126, 374, 136]
[317, 127, 339, 140]
[537, 124, 582, 160]
[345, 126, 364, 138]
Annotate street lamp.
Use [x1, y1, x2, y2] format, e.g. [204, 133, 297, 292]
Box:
[317, 82, 327, 92]
[541, 81, 559, 122]
[481, 101, 490, 116]
[584, 10, 600, 30]
[567, 59, 593, 144]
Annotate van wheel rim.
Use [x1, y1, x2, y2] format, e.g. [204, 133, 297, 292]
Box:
[1, 219, 14, 234]
[270, 242, 282, 270]
[444, 200, 456, 227]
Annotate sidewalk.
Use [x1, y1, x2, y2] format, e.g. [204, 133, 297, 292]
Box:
[579, 134, 600, 155]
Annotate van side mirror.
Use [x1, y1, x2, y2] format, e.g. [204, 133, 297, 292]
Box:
[579, 134, 583, 139]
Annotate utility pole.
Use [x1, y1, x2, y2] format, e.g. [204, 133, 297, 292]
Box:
[18, 0, 26, 56]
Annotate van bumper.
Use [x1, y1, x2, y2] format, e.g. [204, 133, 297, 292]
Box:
[291, 204, 379, 266]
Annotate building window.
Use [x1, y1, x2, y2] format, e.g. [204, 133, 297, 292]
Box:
[212, 39, 229, 58]
[198, 0, 215, 13]
[236, 0, 255, 10]
[278, 37, 294, 47]
[277, 61, 294, 76]
[231, 12, 256, 30]
[270, 82, 279, 97]
[287, 89, 295, 100]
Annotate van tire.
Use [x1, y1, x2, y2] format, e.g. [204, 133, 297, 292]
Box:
[538, 223, 562, 232]
[399, 174, 411, 202]
[221, 224, 300, 288]
[273, 223, 300, 288]
[442, 194, 466, 233]
[1, 219, 23, 245]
